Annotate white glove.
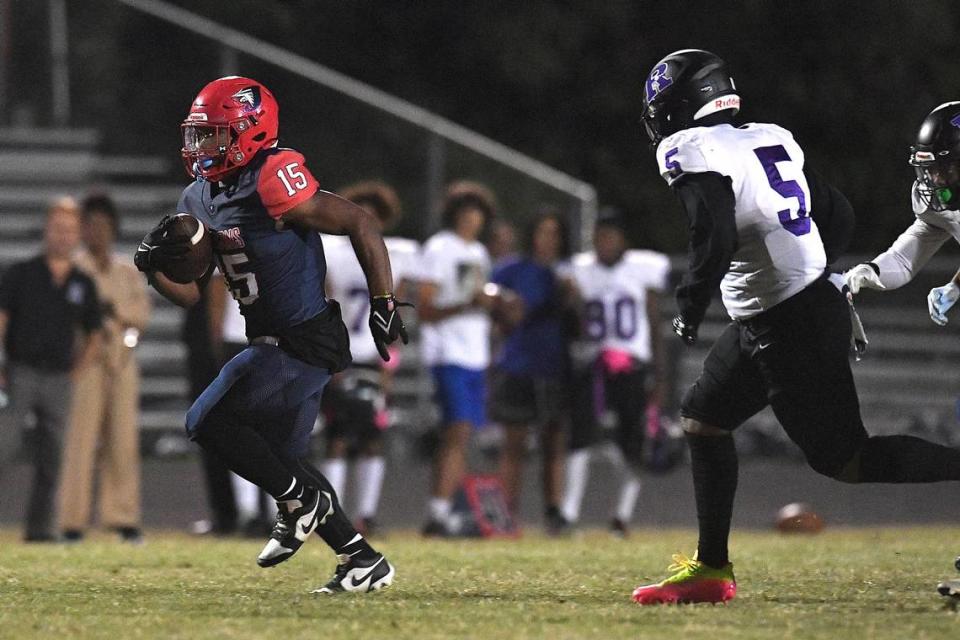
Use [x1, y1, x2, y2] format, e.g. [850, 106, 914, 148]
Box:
[927, 281, 960, 326]
[844, 263, 885, 295]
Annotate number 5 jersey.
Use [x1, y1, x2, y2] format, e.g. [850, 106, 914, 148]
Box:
[656, 123, 827, 320]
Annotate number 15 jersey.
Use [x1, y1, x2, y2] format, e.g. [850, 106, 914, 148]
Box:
[656, 123, 826, 320]
[177, 146, 327, 339]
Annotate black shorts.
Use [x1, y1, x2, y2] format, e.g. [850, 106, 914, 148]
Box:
[680, 275, 868, 476]
[569, 358, 649, 465]
[322, 365, 387, 445]
[487, 369, 567, 426]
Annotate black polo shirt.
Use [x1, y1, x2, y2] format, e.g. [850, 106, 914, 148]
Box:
[0, 255, 103, 371]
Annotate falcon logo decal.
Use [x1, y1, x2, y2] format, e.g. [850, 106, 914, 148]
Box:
[231, 86, 261, 112]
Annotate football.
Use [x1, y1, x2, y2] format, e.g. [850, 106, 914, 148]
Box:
[159, 213, 213, 284]
[775, 502, 824, 534]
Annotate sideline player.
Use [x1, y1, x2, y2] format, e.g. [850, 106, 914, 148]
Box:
[559, 210, 668, 536]
[631, 50, 960, 605]
[134, 76, 408, 594]
[321, 181, 419, 536]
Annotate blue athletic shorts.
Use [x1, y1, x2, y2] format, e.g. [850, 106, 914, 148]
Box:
[431, 364, 487, 428]
[186, 344, 331, 459]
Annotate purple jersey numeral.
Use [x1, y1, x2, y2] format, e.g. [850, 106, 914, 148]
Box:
[753, 144, 810, 236]
[664, 147, 681, 177]
[583, 296, 638, 341]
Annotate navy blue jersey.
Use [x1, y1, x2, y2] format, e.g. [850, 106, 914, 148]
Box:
[177, 147, 326, 338]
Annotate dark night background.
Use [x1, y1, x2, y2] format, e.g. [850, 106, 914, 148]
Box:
[6, 0, 960, 252]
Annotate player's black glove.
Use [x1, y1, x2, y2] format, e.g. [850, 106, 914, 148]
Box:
[672, 314, 698, 346]
[134, 215, 191, 273]
[369, 294, 412, 362]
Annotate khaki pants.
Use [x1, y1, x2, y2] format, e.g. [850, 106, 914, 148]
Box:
[58, 356, 141, 530]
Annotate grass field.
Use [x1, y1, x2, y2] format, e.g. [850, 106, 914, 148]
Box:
[1, 527, 959, 639]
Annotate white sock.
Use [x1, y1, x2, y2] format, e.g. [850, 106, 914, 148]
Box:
[231, 473, 261, 520]
[321, 458, 348, 503]
[615, 473, 642, 523]
[429, 497, 452, 522]
[561, 448, 591, 523]
[354, 456, 386, 519]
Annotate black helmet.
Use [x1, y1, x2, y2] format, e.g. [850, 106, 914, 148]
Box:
[910, 102, 960, 211]
[641, 49, 740, 146]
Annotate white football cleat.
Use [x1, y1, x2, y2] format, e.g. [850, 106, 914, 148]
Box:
[312, 553, 395, 594]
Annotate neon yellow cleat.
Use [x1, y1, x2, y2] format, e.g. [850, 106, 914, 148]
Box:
[632, 553, 736, 605]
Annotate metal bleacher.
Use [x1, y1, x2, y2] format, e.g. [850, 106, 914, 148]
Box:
[0, 127, 190, 440]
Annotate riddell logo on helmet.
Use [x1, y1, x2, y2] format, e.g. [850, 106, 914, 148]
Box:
[713, 96, 740, 110]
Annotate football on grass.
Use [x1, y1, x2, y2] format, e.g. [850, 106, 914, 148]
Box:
[775, 502, 824, 534]
[159, 213, 212, 284]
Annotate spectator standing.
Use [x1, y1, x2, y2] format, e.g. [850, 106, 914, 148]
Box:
[322, 181, 419, 536]
[418, 182, 497, 536]
[489, 208, 573, 530]
[59, 194, 150, 543]
[0, 197, 102, 542]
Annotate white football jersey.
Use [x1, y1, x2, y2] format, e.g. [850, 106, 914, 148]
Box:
[565, 250, 670, 364]
[869, 182, 960, 290]
[417, 229, 492, 370]
[323, 234, 420, 365]
[656, 123, 827, 319]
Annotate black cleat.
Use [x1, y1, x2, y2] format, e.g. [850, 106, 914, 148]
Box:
[116, 527, 144, 544]
[257, 488, 332, 568]
[544, 507, 571, 537]
[421, 519, 449, 538]
[609, 517, 630, 539]
[312, 553, 395, 594]
[938, 579, 960, 598]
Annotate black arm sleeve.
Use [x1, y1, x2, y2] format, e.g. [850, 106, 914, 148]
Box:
[673, 172, 738, 327]
[805, 168, 855, 265]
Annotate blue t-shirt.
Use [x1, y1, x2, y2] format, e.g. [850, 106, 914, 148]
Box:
[491, 257, 568, 377]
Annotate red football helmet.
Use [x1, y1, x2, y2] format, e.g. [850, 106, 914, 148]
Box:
[181, 76, 279, 182]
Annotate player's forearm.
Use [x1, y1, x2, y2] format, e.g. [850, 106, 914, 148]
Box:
[871, 221, 950, 290]
[147, 272, 201, 308]
[349, 215, 394, 298]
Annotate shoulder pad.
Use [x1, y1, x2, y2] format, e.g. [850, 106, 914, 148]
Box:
[656, 128, 714, 186]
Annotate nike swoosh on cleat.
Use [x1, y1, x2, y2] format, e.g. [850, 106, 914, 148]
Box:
[349, 557, 384, 590]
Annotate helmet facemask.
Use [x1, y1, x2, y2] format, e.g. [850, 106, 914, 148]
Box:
[911, 148, 960, 211]
[180, 117, 256, 182]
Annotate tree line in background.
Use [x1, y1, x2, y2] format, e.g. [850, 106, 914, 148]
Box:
[8, 0, 960, 254]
